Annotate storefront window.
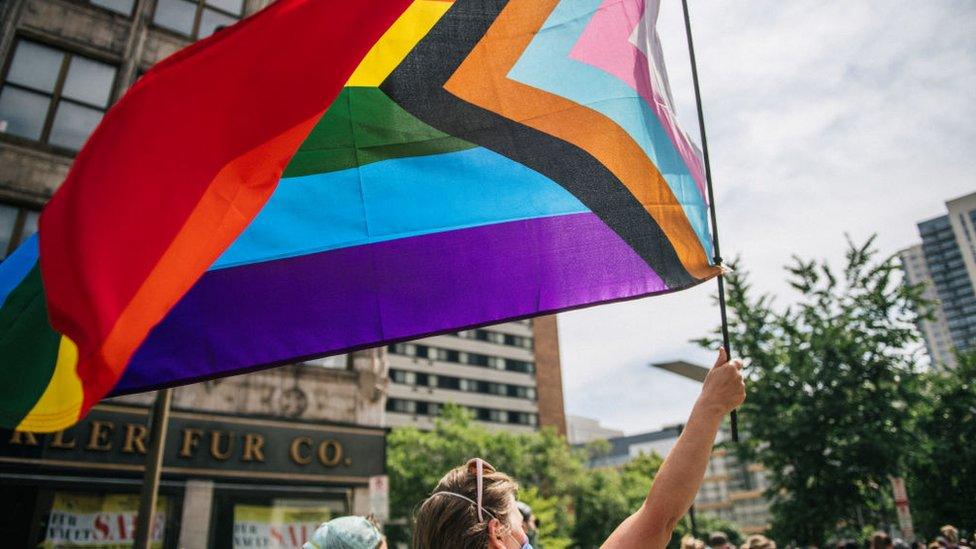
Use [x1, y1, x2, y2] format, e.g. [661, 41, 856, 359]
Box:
[232, 500, 342, 549]
[208, 490, 347, 549]
[39, 491, 170, 548]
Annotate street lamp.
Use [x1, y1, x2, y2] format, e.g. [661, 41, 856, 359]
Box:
[650, 360, 709, 383]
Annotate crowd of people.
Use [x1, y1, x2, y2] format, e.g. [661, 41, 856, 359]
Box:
[300, 517, 972, 549]
[677, 526, 973, 549]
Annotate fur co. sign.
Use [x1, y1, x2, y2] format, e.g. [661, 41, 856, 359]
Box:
[1, 404, 386, 484]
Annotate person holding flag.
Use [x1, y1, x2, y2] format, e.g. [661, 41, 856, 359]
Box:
[412, 349, 745, 548]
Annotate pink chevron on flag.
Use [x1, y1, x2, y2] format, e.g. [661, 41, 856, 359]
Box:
[570, 0, 708, 201]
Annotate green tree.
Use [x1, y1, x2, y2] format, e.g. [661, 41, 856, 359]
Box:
[570, 452, 664, 548]
[906, 352, 976, 538]
[519, 486, 573, 549]
[696, 237, 928, 545]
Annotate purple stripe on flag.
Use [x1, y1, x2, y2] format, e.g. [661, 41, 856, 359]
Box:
[113, 212, 667, 394]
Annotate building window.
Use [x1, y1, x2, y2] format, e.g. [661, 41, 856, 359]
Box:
[0, 40, 117, 151]
[389, 343, 536, 375]
[89, 0, 136, 16]
[452, 329, 534, 349]
[387, 399, 416, 414]
[390, 343, 417, 357]
[489, 410, 508, 423]
[0, 203, 39, 260]
[506, 359, 535, 374]
[153, 0, 244, 40]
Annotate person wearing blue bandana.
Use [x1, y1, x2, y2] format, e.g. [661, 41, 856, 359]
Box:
[303, 515, 387, 549]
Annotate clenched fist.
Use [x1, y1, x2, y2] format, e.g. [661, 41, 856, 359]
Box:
[697, 347, 745, 416]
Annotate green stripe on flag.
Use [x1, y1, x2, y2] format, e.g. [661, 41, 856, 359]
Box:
[283, 87, 476, 178]
[0, 264, 60, 428]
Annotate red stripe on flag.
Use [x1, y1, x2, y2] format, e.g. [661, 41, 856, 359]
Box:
[39, 0, 414, 410]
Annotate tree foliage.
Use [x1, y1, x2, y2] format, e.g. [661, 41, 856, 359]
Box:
[906, 352, 976, 538]
[696, 236, 929, 545]
[570, 452, 665, 547]
[519, 486, 574, 549]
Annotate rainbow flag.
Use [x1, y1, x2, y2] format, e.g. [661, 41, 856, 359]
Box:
[0, 0, 720, 432]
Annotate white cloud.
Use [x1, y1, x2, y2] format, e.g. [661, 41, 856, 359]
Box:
[560, 1, 976, 434]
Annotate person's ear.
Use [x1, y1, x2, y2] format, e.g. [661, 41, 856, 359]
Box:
[487, 519, 507, 548]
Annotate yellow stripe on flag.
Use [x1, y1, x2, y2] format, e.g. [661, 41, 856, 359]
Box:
[17, 336, 83, 433]
[346, 0, 453, 87]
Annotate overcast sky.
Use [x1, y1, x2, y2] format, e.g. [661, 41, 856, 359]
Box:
[558, 1, 976, 435]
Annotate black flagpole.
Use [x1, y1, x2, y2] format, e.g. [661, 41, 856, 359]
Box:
[133, 388, 172, 549]
[677, 423, 699, 536]
[680, 0, 739, 442]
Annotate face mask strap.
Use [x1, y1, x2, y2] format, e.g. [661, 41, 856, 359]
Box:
[475, 457, 486, 522]
[427, 491, 497, 522]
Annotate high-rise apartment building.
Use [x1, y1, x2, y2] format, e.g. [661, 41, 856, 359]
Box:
[385, 316, 567, 435]
[695, 430, 773, 535]
[946, 193, 976, 286]
[902, 191, 976, 368]
[899, 245, 956, 369]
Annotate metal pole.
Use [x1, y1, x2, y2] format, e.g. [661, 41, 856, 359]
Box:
[681, 0, 738, 442]
[133, 388, 172, 549]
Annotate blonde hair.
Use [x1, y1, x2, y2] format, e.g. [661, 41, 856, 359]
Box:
[413, 459, 519, 548]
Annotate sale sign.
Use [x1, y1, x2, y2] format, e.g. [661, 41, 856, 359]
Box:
[40, 492, 167, 548]
[233, 504, 334, 549]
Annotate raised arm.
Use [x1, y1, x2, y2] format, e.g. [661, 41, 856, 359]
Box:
[602, 348, 745, 549]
